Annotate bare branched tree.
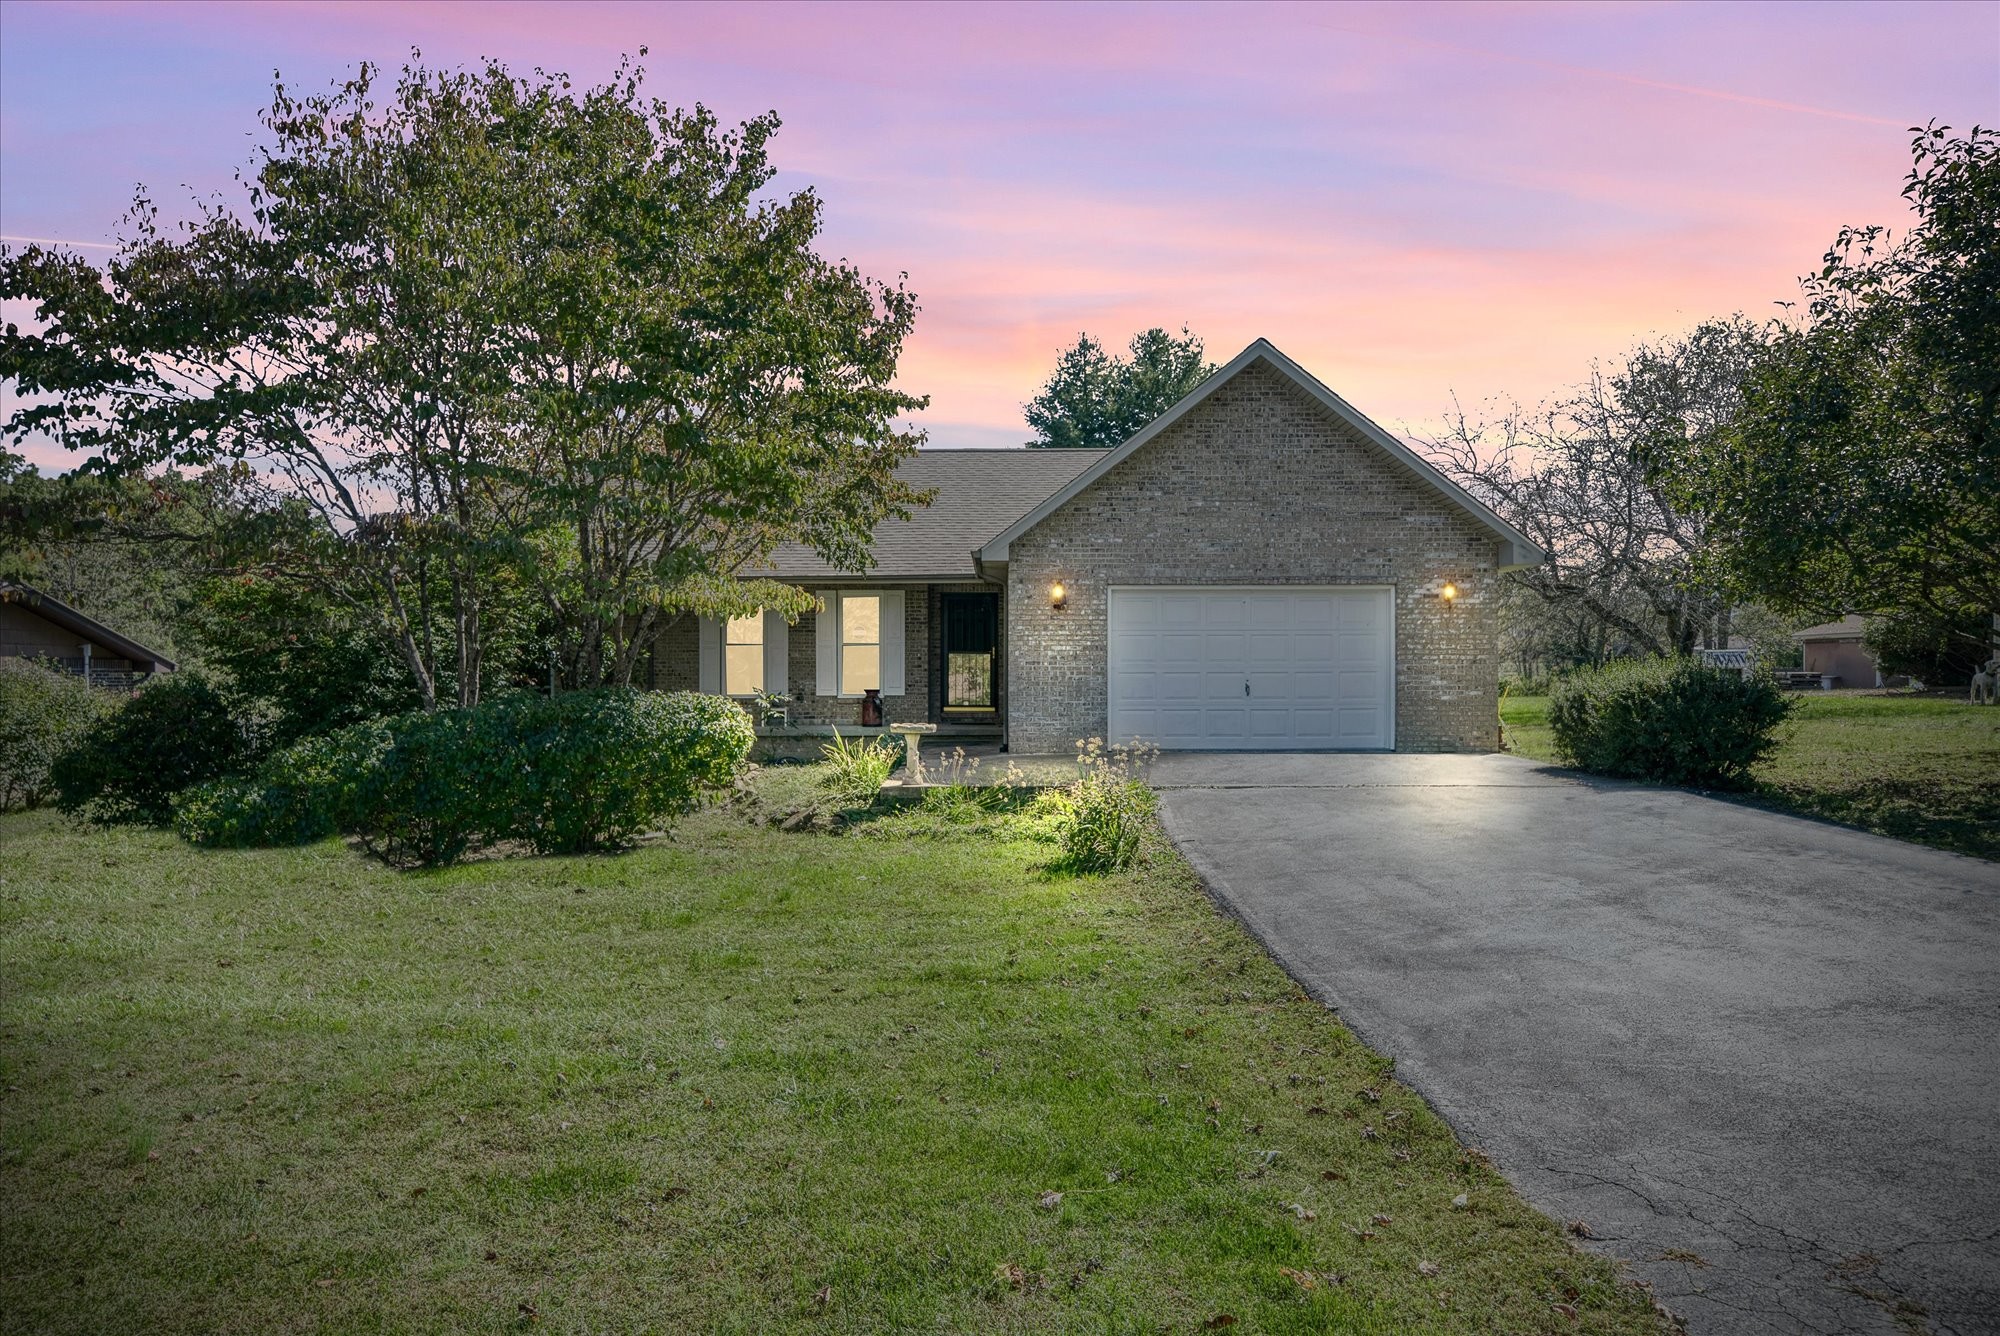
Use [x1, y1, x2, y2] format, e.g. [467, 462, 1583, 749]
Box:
[1424, 319, 1764, 665]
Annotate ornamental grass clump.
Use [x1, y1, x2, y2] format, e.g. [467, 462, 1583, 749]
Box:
[1043, 737, 1158, 874]
[1548, 656, 1793, 790]
[818, 729, 900, 799]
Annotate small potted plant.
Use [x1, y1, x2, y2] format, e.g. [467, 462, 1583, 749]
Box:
[751, 688, 790, 731]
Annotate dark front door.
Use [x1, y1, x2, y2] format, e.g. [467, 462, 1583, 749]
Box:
[940, 592, 998, 714]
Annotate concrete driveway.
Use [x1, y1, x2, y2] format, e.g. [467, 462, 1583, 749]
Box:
[1152, 753, 2000, 1336]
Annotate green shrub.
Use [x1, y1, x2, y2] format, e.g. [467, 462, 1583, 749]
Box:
[50, 672, 251, 824]
[171, 689, 755, 867]
[173, 721, 392, 848]
[1044, 738, 1157, 874]
[1548, 657, 1794, 789]
[819, 729, 899, 799]
[0, 658, 112, 811]
[485, 690, 755, 855]
[1863, 608, 1991, 686]
[344, 707, 493, 867]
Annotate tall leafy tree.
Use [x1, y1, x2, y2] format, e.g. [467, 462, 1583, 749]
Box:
[1, 60, 519, 710]
[1024, 326, 1215, 448]
[2, 56, 928, 702]
[479, 67, 928, 688]
[1642, 124, 1999, 656]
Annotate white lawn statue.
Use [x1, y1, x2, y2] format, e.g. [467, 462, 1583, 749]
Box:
[1972, 657, 2000, 706]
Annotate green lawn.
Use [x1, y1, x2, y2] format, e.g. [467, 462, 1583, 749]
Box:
[0, 784, 1665, 1335]
[1501, 691, 2000, 860]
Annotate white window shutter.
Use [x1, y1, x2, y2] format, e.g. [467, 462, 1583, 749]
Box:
[815, 595, 839, 696]
[697, 616, 721, 694]
[880, 589, 906, 696]
[763, 610, 789, 696]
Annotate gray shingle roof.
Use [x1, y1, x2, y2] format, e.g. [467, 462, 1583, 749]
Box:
[762, 448, 1108, 581]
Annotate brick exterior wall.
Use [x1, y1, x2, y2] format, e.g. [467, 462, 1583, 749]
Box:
[1005, 360, 1501, 754]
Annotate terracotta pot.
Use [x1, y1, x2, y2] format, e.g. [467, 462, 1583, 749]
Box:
[860, 688, 883, 727]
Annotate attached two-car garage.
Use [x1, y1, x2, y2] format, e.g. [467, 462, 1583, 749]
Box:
[1106, 587, 1395, 750]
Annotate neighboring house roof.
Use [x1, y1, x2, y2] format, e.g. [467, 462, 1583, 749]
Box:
[1793, 615, 1867, 643]
[0, 581, 178, 670]
[762, 448, 1107, 581]
[977, 338, 1547, 570]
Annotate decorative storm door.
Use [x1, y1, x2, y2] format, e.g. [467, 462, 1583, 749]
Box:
[940, 593, 998, 714]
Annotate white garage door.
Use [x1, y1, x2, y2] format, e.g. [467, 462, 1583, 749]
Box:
[1107, 587, 1394, 750]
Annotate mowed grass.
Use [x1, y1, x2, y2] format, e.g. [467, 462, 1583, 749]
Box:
[1502, 691, 2000, 860]
[0, 787, 1665, 1335]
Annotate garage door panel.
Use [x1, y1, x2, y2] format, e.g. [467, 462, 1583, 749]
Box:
[1248, 670, 1292, 697]
[1202, 598, 1247, 630]
[1118, 595, 1161, 630]
[1292, 670, 1337, 701]
[1108, 587, 1393, 750]
[1292, 709, 1336, 738]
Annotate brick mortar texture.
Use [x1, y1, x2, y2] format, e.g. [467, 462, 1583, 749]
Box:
[1005, 359, 1501, 753]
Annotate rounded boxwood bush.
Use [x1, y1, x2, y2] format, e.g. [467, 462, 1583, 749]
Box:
[486, 689, 756, 855]
[1547, 657, 1793, 789]
[345, 706, 493, 868]
[51, 672, 251, 825]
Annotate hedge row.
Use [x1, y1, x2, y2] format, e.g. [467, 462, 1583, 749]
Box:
[174, 690, 754, 865]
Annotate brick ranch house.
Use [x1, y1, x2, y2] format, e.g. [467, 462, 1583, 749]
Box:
[650, 339, 1543, 754]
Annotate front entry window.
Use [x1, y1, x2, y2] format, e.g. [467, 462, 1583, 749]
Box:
[725, 614, 764, 696]
[942, 592, 998, 711]
[840, 593, 881, 693]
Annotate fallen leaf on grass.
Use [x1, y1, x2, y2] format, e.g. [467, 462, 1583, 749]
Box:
[1417, 1260, 1440, 1277]
[1278, 1266, 1317, 1290]
[811, 1284, 831, 1310]
[994, 1261, 1026, 1289]
[1370, 1213, 1394, 1226]
[518, 1298, 541, 1323]
[1450, 1193, 1469, 1210]
[484, 1251, 499, 1262]
[1286, 1202, 1317, 1221]
[1553, 1302, 1580, 1320]
[1037, 1190, 1063, 1210]
[1202, 1317, 1237, 1330]
[1566, 1219, 1594, 1238]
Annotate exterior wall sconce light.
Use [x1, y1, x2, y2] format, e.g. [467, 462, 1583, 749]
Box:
[1440, 582, 1459, 603]
[1049, 580, 1068, 610]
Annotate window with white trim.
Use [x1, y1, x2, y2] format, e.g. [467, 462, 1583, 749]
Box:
[840, 593, 880, 693]
[724, 614, 764, 696]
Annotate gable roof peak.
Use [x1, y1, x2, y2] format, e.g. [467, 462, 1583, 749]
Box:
[976, 339, 1544, 569]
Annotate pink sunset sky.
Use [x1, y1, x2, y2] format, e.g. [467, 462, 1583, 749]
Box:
[2, 0, 1996, 467]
